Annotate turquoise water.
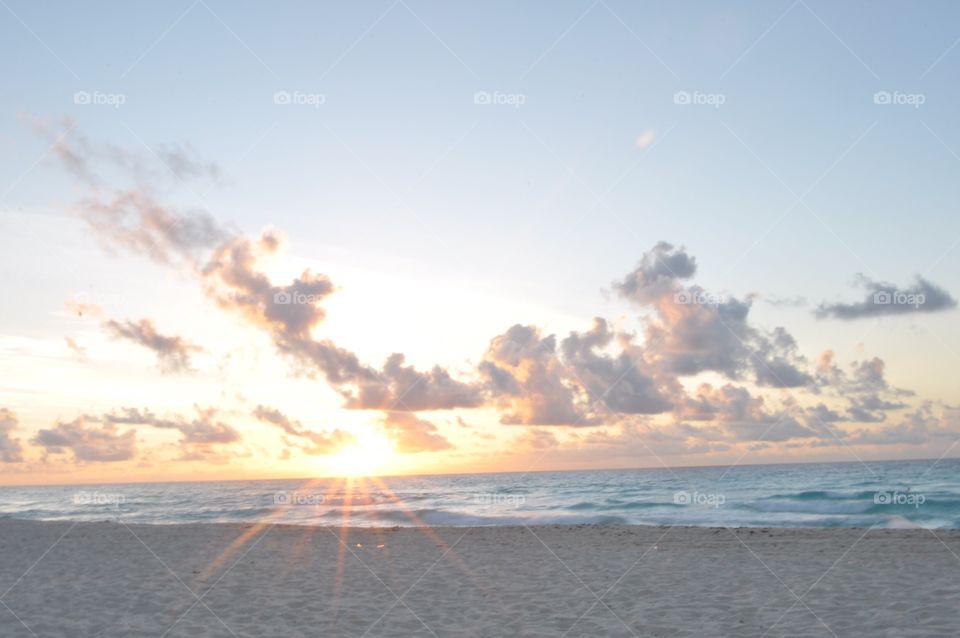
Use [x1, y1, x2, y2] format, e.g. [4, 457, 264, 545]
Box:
[1, 459, 957, 528]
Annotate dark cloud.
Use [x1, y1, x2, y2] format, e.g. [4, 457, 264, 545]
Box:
[560, 318, 671, 414]
[815, 274, 956, 320]
[32, 418, 137, 462]
[642, 291, 755, 378]
[0, 409, 25, 463]
[814, 354, 910, 424]
[252, 405, 353, 454]
[103, 318, 202, 373]
[203, 230, 334, 342]
[807, 403, 843, 423]
[613, 241, 697, 305]
[846, 394, 908, 423]
[751, 327, 814, 388]
[381, 412, 453, 453]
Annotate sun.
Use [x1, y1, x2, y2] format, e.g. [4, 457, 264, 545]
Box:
[326, 432, 396, 477]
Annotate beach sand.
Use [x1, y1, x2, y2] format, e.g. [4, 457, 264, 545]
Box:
[0, 520, 958, 637]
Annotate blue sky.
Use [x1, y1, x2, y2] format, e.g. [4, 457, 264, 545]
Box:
[1, 1, 959, 482]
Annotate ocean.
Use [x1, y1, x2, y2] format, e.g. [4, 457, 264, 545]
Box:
[1, 458, 957, 529]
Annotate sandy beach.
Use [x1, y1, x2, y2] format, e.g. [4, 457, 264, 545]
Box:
[0, 521, 957, 637]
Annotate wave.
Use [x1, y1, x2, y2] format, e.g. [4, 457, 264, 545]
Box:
[5, 460, 960, 528]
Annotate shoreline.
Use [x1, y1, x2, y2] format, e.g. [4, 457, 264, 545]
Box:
[2, 520, 958, 636]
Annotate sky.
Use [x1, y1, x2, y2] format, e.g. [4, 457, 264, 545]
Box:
[1, 0, 959, 485]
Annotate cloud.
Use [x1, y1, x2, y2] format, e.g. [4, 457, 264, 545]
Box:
[252, 405, 353, 454]
[642, 290, 755, 378]
[848, 405, 960, 445]
[814, 354, 910, 423]
[24, 115, 98, 184]
[518, 428, 559, 450]
[560, 318, 671, 414]
[26, 114, 223, 188]
[751, 327, 814, 388]
[203, 230, 334, 342]
[41, 122, 956, 459]
[27, 115, 228, 267]
[345, 353, 483, 411]
[0, 409, 25, 462]
[203, 230, 481, 411]
[99, 406, 240, 446]
[32, 417, 137, 462]
[103, 318, 202, 373]
[635, 129, 657, 149]
[381, 411, 453, 453]
[676, 383, 818, 442]
[612, 244, 814, 389]
[613, 241, 697, 305]
[78, 189, 228, 266]
[480, 324, 597, 426]
[815, 274, 956, 320]
[155, 144, 222, 183]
